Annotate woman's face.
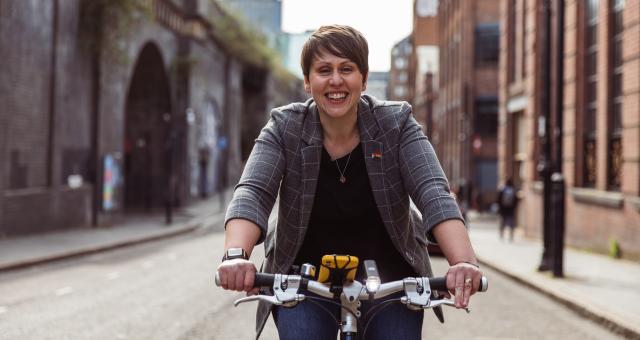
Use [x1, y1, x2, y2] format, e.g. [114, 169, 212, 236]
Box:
[304, 51, 367, 121]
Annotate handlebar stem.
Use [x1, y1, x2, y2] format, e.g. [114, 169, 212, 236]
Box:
[339, 284, 362, 334]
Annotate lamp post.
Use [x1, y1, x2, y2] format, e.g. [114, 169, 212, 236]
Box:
[163, 112, 175, 225]
[538, 0, 566, 277]
[537, 0, 553, 272]
[550, 0, 566, 278]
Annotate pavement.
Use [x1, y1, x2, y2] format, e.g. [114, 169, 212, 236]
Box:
[0, 198, 638, 339]
[467, 212, 640, 339]
[0, 191, 231, 272]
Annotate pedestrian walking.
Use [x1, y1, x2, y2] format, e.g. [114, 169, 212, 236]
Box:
[497, 178, 518, 241]
[216, 24, 482, 339]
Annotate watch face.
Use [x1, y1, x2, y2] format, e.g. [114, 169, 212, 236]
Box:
[227, 248, 244, 257]
[417, 0, 438, 17]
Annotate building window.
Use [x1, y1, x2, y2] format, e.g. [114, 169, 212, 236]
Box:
[395, 57, 407, 69]
[508, 0, 517, 83]
[582, 0, 599, 187]
[394, 86, 407, 98]
[397, 71, 408, 82]
[475, 23, 500, 65]
[475, 97, 498, 135]
[608, 0, 624, 190]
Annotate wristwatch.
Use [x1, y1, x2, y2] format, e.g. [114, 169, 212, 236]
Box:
[222, 247, 248, 262]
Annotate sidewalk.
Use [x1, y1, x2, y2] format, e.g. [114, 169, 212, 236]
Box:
[0, 191, 230, 272]
[468, 212, 640, 339]
[0, 200, 638, 339]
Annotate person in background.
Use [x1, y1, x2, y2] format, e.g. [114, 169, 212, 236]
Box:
[497, 178, 518, 241]
[216, 24, 482, 340]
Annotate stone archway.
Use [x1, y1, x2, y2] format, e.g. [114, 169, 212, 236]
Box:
[123, 42, 172, 212]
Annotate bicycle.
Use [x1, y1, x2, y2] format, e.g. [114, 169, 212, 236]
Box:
[215, 256, 488, 340]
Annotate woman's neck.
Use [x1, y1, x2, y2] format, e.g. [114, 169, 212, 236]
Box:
[321, 116, 359, 160]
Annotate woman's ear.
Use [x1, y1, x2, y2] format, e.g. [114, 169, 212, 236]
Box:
[304, 77, 311, 93]
[362, 74, 368, 91]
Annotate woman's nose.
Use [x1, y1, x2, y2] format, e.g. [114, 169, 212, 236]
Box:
[328, 71, 343, 85]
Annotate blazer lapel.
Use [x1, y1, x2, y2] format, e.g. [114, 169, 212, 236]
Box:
[358, 99, 399, 242]
[298, 102, 322, 250]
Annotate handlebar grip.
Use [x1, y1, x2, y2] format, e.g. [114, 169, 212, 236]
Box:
[429, 276, 488, 292]
[253, 273, 276, 288]
[215, 272, 275, 288]
[429, 276, 448, 291]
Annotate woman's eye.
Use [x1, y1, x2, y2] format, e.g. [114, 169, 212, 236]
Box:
[341, 67, 353, 73]
[318, 68, 331, 74]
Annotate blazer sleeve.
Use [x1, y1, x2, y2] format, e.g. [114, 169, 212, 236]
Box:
[396, 103, 463, 243]
[224, 109, 287, 244]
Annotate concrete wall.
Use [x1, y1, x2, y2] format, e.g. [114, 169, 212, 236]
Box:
[0, 0, 94, 235]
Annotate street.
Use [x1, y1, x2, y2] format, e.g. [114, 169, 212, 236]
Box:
[0, 228, 624, 340]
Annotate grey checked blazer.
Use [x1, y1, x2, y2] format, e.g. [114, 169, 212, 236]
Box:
[225, 95, 463, 338]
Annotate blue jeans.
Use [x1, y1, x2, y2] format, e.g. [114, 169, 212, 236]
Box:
[272, 292, 424, 340]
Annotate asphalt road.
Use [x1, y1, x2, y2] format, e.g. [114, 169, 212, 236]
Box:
[0, 228, 624, 340]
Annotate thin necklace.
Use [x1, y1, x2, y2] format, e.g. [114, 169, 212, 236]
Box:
[335, 152, 352, 184]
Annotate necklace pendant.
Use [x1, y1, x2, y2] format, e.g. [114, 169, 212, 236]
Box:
[339, 175, 346, 184]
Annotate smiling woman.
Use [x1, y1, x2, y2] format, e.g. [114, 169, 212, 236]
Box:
[217, 24, 481, 340]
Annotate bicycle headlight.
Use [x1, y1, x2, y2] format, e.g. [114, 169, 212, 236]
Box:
[365, 276, 381, 293]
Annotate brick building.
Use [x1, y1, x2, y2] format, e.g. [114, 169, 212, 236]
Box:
[409, 0, 440, 136]
[0, 0, 303, 237]
[388, 36, 413, 101]
[432, 0, 501, 209]
[498, 0, 640, 259]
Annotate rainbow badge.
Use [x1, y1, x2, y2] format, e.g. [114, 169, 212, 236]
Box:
[371, 150, 382, 159]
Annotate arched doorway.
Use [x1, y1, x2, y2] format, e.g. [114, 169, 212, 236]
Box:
[123, 43, 172, 212]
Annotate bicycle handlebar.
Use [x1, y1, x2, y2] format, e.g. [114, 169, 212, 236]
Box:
[215, 268, 488, 337]
[215, 272, 488, 293]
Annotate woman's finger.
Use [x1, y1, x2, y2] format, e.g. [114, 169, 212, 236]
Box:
[463, 275, 473, 307]
[234, 268, 244, 291]
[218, 270, 228, 289]
[454, 271, 464, 308]
[243, 266, 255, 292]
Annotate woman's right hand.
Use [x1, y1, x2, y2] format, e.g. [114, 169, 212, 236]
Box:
[216, 259, 259, 295]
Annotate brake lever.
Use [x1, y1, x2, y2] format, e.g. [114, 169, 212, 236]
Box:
[428, 299, 470, 313]
[234, 295, 282, 306]
[233, 293, 306, 307]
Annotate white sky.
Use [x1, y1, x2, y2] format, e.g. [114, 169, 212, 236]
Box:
[281, 0, 414, 72]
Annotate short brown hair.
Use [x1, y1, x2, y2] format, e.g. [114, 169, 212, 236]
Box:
[300, 25, 369, 81]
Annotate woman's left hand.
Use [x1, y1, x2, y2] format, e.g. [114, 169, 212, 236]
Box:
[445, 262, 482, 309]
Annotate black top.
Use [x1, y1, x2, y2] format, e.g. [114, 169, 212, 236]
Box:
[293, 144, 416, 282]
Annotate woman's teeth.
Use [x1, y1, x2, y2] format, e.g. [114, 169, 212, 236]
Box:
[327, 92, 347, 99]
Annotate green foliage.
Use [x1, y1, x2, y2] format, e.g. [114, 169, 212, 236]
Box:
[609, 238, 622, 259]
[79, 0, 152, 63]
[209, 1, 296, 82]
[171, 56, 199, 78]
[79, 0, 296, 81]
